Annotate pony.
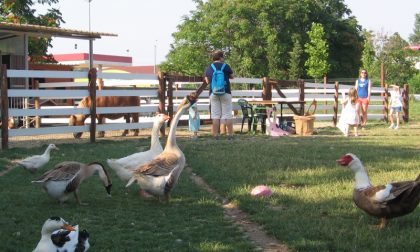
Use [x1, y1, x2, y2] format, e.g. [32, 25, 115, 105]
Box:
[69, 96, 140, 138]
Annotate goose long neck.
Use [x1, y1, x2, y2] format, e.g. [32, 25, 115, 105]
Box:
[166, 106, 185, 149]
[351, 162, 372, 189]
[43, 147, 52, 157]
[150, 121, 161, 149]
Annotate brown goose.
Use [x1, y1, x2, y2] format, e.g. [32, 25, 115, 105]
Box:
[107, 113, 170, 181]
[32, 161, 112, 205]
[126, 97, 195, 201]
[337, 153, 420, 228]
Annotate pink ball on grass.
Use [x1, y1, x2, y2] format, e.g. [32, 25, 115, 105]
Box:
[250, 185, 273, 197]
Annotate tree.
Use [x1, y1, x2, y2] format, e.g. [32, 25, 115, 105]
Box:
[304, 23, 330, 81]
[0, 0, 64, 63]
[361, 30, 376, 75]
[377, 33, 417, 84]
[161, 0, 362, 78]
[409, 12, 420, 44]
[288, 37, 304, 79]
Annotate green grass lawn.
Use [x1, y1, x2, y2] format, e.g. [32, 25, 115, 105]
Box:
[0, 101, 419, 251]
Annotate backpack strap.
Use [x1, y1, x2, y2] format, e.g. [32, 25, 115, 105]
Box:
[211, 63, 217, 71]
[211, 63, 226, 72]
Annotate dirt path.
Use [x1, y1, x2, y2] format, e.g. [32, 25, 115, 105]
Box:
[186, 167, 291, 252]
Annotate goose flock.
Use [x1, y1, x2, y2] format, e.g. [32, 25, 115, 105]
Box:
[5, 95, 420, 250]
[8, 96, 195, 251]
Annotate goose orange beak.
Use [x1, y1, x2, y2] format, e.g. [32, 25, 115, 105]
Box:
[62, 223, 76, 231]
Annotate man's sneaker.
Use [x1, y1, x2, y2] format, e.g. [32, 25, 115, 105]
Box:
[394, 125, 399, 130]
[389, 124, 395, 129]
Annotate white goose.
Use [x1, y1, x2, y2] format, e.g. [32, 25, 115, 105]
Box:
[32, 161, 112, 205]
[17, 143, 59, 172]
[52, 225, 90, 252]
[107, 113, 170, 181]
[33, 216, 76, 252]
[126, 97, 195, 201]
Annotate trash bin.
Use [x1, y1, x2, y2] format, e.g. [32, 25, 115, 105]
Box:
[293, 115, 315, 136]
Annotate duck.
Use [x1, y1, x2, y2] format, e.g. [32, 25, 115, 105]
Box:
[33, 216, 76, 252]
[32, 161, 112, 205]
[106, 113, 170, 181]
[17, 143, 59, 172]
[336, 153, 420, 228]
[52, 225, 90, 252]
[126, 96, 195, 201]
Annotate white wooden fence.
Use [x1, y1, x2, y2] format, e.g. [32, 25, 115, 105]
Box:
[1, 68, 392, 142]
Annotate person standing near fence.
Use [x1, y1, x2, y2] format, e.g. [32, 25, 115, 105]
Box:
[189, 102, 200, 139]
[204, 50, 234, 140]
[355, 69, 372, 127]
[388, 84, 403, 130]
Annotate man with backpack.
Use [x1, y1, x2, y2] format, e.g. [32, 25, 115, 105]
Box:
[204, 50, 234, 140]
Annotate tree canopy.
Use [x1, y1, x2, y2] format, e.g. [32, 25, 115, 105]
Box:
[160, 0, 363, 79]
[0, 0, 64, 63]
[409, 12, 420, 45]
[304, 23, 330, 80]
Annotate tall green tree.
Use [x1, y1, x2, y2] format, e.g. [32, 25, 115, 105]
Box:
[409, 12, 420, 44]
[361, 30, 376, 75]
[377, 33, 416, 84]
[288, 37, 304, 80]
[0, 0, 64, 63]
[304, 23, 330, 81]
[160, 0, 363, 78]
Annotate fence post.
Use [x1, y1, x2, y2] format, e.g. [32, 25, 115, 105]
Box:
[402, 84, 409, 122]
[384, 85, 389, 123]
[88, 68, 97, 143]
[333, 81, 339, 126]
[33, 79, 41, 128]
[262, 77, 271, 101]
[298, 79, 305, 115]
[167, 78, 174, 126]
[1, 64, 9, 150]
[158, 72, 166, 136]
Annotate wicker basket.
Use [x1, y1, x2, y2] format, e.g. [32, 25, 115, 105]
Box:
[293, 115, 315, 136]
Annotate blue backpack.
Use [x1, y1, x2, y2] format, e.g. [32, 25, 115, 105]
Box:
[210, 63, 227, 95]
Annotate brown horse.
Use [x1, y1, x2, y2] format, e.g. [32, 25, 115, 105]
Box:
[69, 96, 140, 138]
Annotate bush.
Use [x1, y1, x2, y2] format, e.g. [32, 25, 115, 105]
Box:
[408, 71, 420, 94]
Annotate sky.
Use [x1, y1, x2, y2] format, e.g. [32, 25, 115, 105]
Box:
[35, 0, 420, 66]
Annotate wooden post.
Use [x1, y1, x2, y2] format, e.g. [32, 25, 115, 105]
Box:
[1, 64, 9, 150]
[33, 79, 41, 128]
[158, 72, 166, 136]
[402, 84, 409, 122]
[333, 81, 339, 126]
[167, 78, 174, 126]
[298, 79, 305, 115]
[380, 63, 387, 122]
[88, 68, 97, 143]
[384, 85, 389, 123]
[262, 77, 272, 101]
[380, 63, 385, 87]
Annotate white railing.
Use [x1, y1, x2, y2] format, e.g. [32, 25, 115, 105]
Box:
[2, 70, 389, 138]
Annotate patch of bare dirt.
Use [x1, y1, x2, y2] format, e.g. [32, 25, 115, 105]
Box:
[186, 166, 291, 252]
